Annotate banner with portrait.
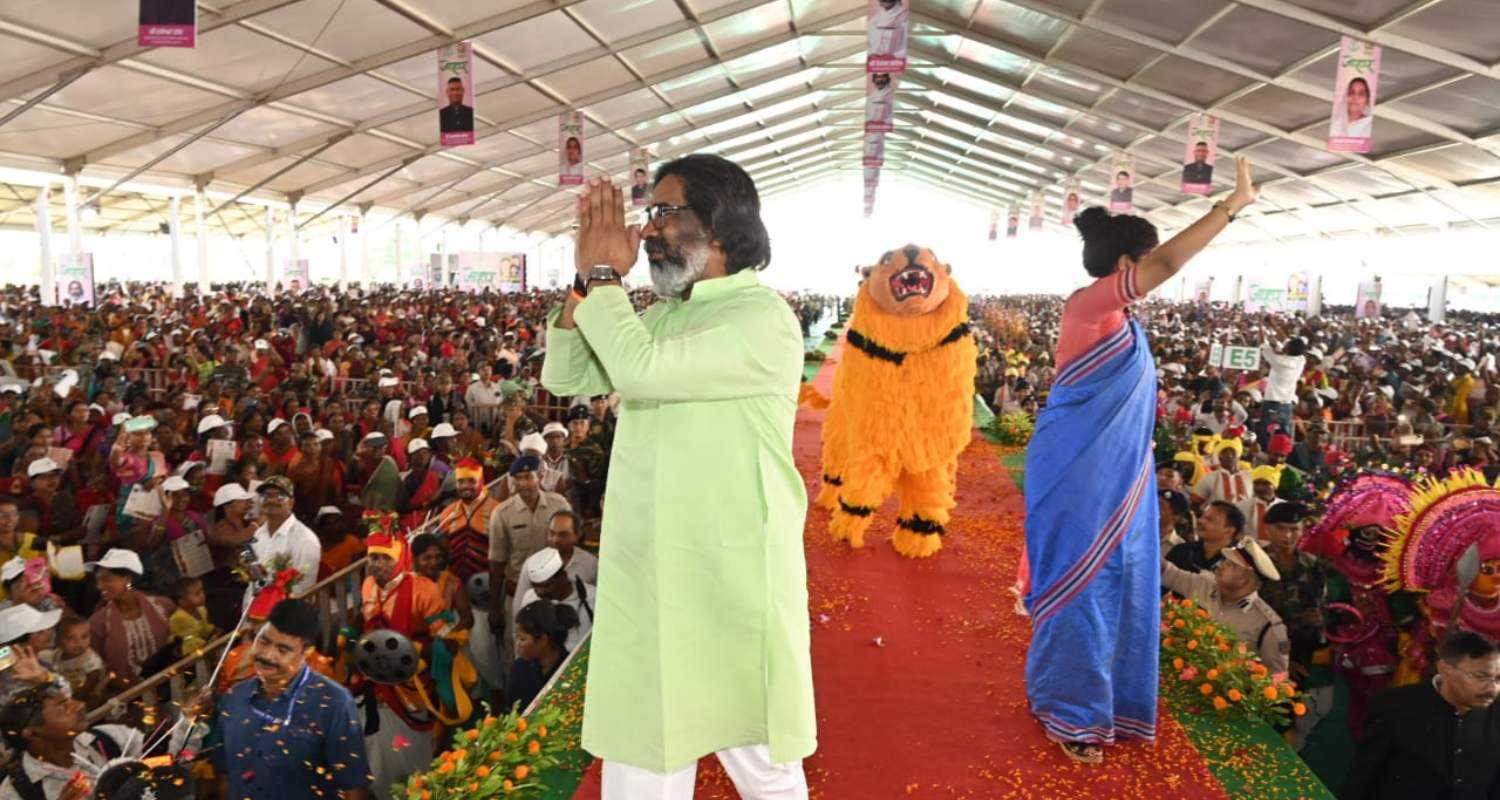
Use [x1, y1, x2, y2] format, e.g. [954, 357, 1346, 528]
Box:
[438, 42, 476, 147]
[863, 134, 885, 168]
[1329, 37, 1381, 153]
[1193, 278, 1213, 305]
[864, 71, 897, 133]
[628, 149, 652, 207]
[559, 111, 584, 186]
[56, 254, 95, 308]
[1355, 279, 1383, 319]
[1006, 205, 1019, 239]
[1028, 191, 1044, 231]
[283, 259, 310, 293]
[988, 209, 999, 241]
[1060, 178, 1081, 227]
[1108, 153, 1135, 214]
[139, 0, 196, 47]
[1285, 272, 1311, 314]
[1180, 114, 1219, 195]
[867, 0, 909, 74]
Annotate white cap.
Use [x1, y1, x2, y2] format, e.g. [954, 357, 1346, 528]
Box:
[86, 548, 144, 576]
[408, 405, 428, 419]
[196, 414, 227, 434]
[430, 423, 457, 439]
[360, 431, 388, 445]
[267, 418, 288, 434]
[112, 412, 131, 426]
[98, 350, 119, 361]
[315, 428, 334, 441]
[254, 338, 269, 350]
[26, 458, 60, 478]
[542, 422, 567, 438]
[315, 506, 342, 520]
[377, 377, 399, 388]
[161, 476, 191, 492]
[525, 547, 565, 584]
[1379, 385, 1395, 398]
[213, 483, 254, 507]
[173, 460, 205, 476]
[88, 403, 105, 414]
[407, 438, 430, 454]
[0, 604, 63, 644]
[0, 558, 25, 584]
[519, 432, 546, 454]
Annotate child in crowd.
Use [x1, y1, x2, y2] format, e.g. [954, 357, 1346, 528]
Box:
[45, 615, 105, 708]
[168, 577, 218, 658]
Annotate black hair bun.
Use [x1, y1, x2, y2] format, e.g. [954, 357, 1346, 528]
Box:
[1073, 206, 1111, 238]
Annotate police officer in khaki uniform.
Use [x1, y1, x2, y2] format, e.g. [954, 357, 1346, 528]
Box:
[1163, 504, 1289, 674]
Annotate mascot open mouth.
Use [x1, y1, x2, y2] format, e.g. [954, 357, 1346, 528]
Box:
[889, 266, 934, 301]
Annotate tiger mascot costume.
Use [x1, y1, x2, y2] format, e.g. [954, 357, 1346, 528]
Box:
[816, 245, 977, 558]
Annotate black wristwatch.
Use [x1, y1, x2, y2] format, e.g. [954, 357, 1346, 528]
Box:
[586, 266, 621, 285]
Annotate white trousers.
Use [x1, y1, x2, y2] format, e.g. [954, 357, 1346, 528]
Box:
[602, 745, 808, 800]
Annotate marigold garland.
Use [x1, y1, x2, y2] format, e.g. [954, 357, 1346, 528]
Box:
[987, 411, 1034, 447]
[1159, 597, 1307, 727]
[398, 703, 569, 799]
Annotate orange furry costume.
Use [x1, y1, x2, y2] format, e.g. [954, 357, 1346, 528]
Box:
[816, 245, 977, 558]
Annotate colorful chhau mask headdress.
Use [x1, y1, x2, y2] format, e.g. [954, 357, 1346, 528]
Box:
[1302, 472, 1414, 558]
[1382, 469, 1500, 593]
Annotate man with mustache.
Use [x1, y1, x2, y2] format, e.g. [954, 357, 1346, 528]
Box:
[213, 599, 371, 800]
[543, 155, 813, 798]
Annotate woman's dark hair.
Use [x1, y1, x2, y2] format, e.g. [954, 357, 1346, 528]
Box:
[1284, 337, 1306, 357]
[1347, 76, 1370, 97]
[654, 154, 771, 273]
[516, 600, 580, 652]
[411, 532, 446, 561]
[1073, 207, 1158, 279]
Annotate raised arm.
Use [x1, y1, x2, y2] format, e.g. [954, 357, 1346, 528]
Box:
[1134, 157, 1259, 297]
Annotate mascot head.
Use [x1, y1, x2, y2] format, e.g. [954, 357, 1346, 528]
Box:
[865, 245, 952, 317]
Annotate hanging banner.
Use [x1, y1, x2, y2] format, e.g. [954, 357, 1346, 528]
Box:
[283, 259, 310, 293]
[629, 149, 652, 206]
[559, 111, 584, 186]
[455, 252, 496, 293]
[864, 71, 896, 133]
[438, 42, 476, 147]
[1329, 37, 1381, 153]
[862, 134, 885, 168]
[1285, 272, 1311, 314]
[1108, 153, 1135, 214]
[1028, 191, 1044, 231]
[1429, 275, 1448, 324]
[56, 254, 95, 308]
[988, 209, 999, 241]
[863, 168, 881, 188]
[867, 0, 909, 74]
[1006, 205, 1019, 239]
[1243, 283, 1285, 314]
[138, 0, 197, 48]
[1355, 279, 1383, 319]
[1194, 278, 1213, 305]
[1180, 114, 1219, 195]
[1061, 178, 1081, 227]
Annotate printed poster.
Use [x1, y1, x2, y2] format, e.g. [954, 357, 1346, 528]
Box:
[1028, 191, 1044, 231]
[988, 209, 999, 241]
[629, 149, 652, 207]
[283, 259, 310, 293]
[559, 111, 584, 186]
[1355, 280, 1383, 319]
[867, 0, 909, 74]
[863, 134, 885, 168]
[1006, 205, 1019, 239]
[864, 71, 897, 134]
[1180, 114, 1219, 195]
[497, 253, 526, 292]
[1109, 153, 1135, 214]
[1061, 178, 1081, 227]
[1329, 37, 1381, 153]
[138, 0, 196, 48]
[1194, 278, 1213, 305]
[438, 42, 476, 147]
[1285, 272, 1310, 314]
[56, 254, 95, 308]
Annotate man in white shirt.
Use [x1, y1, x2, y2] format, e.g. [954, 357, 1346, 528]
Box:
[513, 547, 595, 653]
[868, 0, 907, 58]
[1258, 338, 1306, 443]
[247, 476, 321, 598]
[1192, 441, 1255, 524]
[511, 510, 598, 613]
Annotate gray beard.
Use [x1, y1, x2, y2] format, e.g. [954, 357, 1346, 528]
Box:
[649, 243, 709, 298]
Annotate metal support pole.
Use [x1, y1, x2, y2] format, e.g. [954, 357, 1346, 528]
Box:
[358, 210, 369, 287]
[169, 195, 183, 294]
[63, 176, 82, 260]
[438, 227, 449, 287]
[264, 206, 276, 294]
[35, 185, 55, 305]
[286, 202, 299, 288]
[195, 185, 209, 293]
[338, 215, 349, 292]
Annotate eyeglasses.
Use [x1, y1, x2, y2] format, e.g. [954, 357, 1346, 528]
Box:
[644, 203, 692, 230]
[1452, 664, 1500, 687]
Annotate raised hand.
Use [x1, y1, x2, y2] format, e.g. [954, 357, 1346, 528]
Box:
[574, 178, 642, 279]
[1227, 156, 1259, 215]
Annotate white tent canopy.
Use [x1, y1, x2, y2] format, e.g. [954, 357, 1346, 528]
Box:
[0, 0, 1498, 248]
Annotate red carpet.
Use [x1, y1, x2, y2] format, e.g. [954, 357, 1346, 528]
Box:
[574, 344, 1226, 798]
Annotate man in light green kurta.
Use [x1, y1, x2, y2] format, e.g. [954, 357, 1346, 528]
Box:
[541, 156, 815, 797]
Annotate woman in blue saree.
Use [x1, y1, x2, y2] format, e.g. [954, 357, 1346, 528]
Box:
[1024, 157, 1258, 764]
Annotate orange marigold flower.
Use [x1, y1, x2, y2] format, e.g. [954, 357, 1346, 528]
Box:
[1163, 637, 1174, 647]
[1172, 658, 1184, 670]
[467, 783, 478, 792]
[514, 765, 530, 780]
[1281, 685, 1295, 698]
[1206, 669, 1219, 680]
[1173, 619, 1186, 629]
[421, 793, 431, 800]
[1227, 689, 1242, 702]
[1181, 599, 1196, 609]
[505, 733, 518, 743]
[503, 780, 514, 792]
[527, 740, 540, 754]
[1218, 644, 1229, 652]
[1212, 696, 1228, 711]
[1264, 686, 1279, 701]
[516, 718, 528, 732]
[1199, 683, 1214, 696]
[1293, 703, 1307, 716]
[489, 751, 502, 762]
[537, 725, 548, 738]
[465, 729, 480, 742]
[1187, 640, 1199, 650]
[437, 763, 454, 775]
[476, 766, 491, 778]
[484, 716, 498, 728]
[1196, 609, 1209, 618]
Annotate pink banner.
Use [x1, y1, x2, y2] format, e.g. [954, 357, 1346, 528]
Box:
[138, 0, 196, 47]
[867, 0, 909, 74]
[1006, 206, 1019, 239]
[559, 111, 584, 186]
[1060, 178, 1080, 227]
[438, 42, 476, 147]
[1108, 153, 1135, 215]
[863, 134, 885, 168]
[1329, 37, 1381, 153]
[864, 71, 896, 134]
[1180, 113, 1219, 195]
[1028, 191, 1044, 231]
[629, 149, 652, 206]
[988, 210, 999, 241]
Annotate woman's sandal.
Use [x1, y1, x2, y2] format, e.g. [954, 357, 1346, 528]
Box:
[1058, 740, 1104, 765]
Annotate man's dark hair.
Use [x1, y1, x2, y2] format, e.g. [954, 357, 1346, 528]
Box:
[1194, 141, 1208, 148]
[1208, 500, 1245, 535]
[548, 509, 579, 530]
[171, 576, 202, 601]
[267, 599, 319, 645]
[1284, 337, 1306, 357]
[1439, 630, 1499, 663]
[0, 495, 15, 508]
[654, 154, 771, 273]
[0, 686, 56, 752]
[447, 77, 463, 85]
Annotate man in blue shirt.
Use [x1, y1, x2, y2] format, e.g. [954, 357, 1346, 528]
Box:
[213, 600, 371, 800]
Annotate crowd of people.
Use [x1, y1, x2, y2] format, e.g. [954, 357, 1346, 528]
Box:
[976, 292, 1500, 794]
[0, 279, 836, 799]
